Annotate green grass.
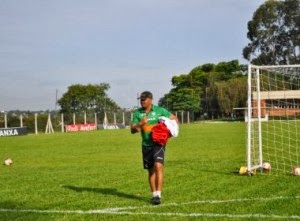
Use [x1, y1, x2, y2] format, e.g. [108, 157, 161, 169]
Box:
[1, 123, 300, 220]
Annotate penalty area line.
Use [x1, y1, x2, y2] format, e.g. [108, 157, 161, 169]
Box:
[1, 195, 300, 219]
[1, 209, 300, 219]
[100, 195, 300, 212]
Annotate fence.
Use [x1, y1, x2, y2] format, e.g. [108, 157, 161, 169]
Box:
[0, 110, 230, 135]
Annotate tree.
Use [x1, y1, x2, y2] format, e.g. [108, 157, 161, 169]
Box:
[58, 83, 120, 122]
[243, 0, 300, 65]
[160, 60, 246, 119]
[159, 68, 205, 112]
[159, 87, 201, 112]
[216, 78, 247, 116]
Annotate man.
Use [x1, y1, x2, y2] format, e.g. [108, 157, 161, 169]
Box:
[131, 91, 178, 205]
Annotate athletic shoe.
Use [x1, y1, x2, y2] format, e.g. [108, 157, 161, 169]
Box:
[151, 196, 161, 205]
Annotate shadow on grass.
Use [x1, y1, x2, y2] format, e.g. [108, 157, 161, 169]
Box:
[200, 168, 235, 176]
[63, 185, 149, 202]
[0, 201, 25, 209]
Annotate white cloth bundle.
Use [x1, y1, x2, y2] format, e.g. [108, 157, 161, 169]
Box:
[159, 116, 179, 137]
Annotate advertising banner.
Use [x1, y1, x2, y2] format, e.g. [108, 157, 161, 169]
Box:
[98, 123, 126, 130]
[66, 123, 97, 132]
[0, 127, 28, 137]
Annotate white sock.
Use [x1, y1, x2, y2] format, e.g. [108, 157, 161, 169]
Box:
[152, 192, 156, 197]
[156, 191, 161, 198]
[152, 191, 162, 198]
[152, 191, 161, 198]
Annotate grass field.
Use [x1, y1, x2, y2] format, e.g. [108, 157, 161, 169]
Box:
[1, 122, 300, 220]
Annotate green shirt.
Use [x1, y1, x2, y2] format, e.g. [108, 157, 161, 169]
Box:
[132, 105, 171, 147]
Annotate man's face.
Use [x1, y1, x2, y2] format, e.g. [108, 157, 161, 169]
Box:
[140, 97, 152, 108]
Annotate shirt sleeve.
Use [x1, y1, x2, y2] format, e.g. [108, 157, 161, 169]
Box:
[131, 110, 140, 125]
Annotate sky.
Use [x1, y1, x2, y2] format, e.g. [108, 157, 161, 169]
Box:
[0, 0, 265, 111]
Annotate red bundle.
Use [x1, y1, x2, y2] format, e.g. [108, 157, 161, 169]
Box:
[151, 123, 171, 145]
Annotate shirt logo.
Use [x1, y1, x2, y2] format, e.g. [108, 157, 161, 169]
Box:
[151, 112, 156, 117]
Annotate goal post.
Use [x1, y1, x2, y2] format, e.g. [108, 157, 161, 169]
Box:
[247, 64, 300, 175]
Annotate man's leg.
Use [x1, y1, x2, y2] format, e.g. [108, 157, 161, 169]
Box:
[145, 145, 165, 204]
[153, 145, 165, 197]
[154, 162, 163, 194]
[148, 162, 163, 205]
[148, 168, 156, 193]
[148, 162, 164, 193]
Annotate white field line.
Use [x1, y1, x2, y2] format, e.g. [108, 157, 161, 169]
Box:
[1, 209, 300, 219]
[0, 196, 300, 219]
[99, 195, 300, 212]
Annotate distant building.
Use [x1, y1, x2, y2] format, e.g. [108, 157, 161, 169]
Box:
[252, 90, 300, 117]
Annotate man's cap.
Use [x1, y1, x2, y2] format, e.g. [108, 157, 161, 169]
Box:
[138, 91, 153, 100]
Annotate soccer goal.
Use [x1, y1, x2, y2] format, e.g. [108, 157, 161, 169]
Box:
[247, 64, 300, 175]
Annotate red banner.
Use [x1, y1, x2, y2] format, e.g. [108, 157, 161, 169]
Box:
[66, 123, 97, 132]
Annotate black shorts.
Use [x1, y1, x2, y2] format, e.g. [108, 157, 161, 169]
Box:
[142, 144, 166, 170]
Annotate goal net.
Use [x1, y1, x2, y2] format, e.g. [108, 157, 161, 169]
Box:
[247, 64, 300, 175]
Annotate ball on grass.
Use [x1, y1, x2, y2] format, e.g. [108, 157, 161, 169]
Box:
[292, 166, 300, 176]
[239, 166, 247, 175]
[262, 162, 271, 171]
[3, 158, 13, 166]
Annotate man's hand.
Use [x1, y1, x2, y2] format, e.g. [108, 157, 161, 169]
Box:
[170, 114, 179, 123]
[139, 117, 148, 126]
[131, 117, 148, 134]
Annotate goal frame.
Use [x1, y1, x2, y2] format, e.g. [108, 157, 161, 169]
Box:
[247, 64, 300, 174]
